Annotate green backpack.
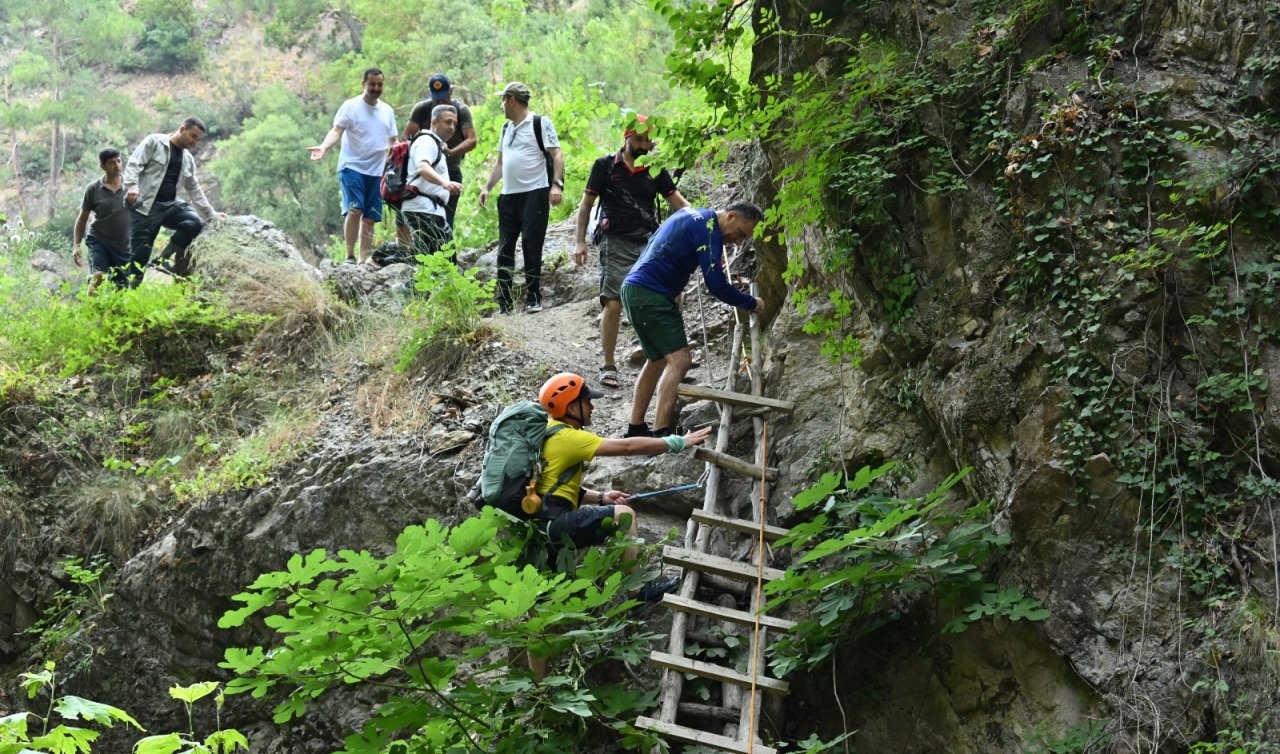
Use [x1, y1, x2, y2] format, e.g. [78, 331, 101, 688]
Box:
[474, 401, 580, 520]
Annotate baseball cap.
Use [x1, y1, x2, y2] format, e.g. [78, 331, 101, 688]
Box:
[624, 114, 651, 138]
[428, 73, 451, 101]
[496, 81, 532, 100]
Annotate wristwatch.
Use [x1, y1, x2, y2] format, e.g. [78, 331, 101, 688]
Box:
[553, 178, 564, 189]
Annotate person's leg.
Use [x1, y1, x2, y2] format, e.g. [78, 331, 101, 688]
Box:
[126, 208, 164, 288]
[495, 193, 522, 312]
[158, 204, 204, 276]
[343, 211, 362, 261]
[446, 165, 462, 230]
[338, 169, 364, 261]
[601, 299, 623, 368]
[653, 347, 694, 432]
[359, 173, 383, 264]
[630, 357, 666, 427]
[520, 188, 550, 307]
[395, 210, 412, 248]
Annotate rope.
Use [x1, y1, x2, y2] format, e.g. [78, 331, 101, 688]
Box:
[746, 419, 768, 753]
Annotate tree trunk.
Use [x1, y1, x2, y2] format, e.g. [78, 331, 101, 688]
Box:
[47, 31, 62, 223]
[3, 75, 31, 224]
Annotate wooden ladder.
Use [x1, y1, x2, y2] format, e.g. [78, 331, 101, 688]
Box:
[636, 312, 796, 754]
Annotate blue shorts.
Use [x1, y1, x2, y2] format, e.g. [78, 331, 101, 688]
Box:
[547, 505, 617, 548]
[339, 168, 384, 222]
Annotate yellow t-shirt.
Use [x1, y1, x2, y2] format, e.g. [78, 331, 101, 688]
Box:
[537, 420, 604, 508]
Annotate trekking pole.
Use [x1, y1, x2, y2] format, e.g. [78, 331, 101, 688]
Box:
[627, 482, 702, 501]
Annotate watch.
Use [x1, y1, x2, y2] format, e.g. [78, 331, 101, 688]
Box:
[553, 178, 564, 188]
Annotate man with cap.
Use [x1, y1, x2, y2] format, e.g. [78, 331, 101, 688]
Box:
[309, 67, 397, 264]
[404, 73, 477, 231]
[526, 371, 712, 679]
[479, 82, 564, 314]
[574, 114, 688, 389]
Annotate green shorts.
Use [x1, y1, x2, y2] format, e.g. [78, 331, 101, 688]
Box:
[621, 283, 687, 362]
[598, 234, 647, 304]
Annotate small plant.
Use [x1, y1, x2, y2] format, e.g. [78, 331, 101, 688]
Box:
[22, 557, 113, 672]
[396, 250, 497, 374]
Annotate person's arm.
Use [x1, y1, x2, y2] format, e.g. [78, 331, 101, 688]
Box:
[573, 192, 596, 267]
[415, 142, 462, 194]
[182, 160, 222, 221]
[478, 151, 503, 209]
[449, 125, 478, 158]
[697, 231, 758, 310]
[403, 120, 421, 140]
[122, 138, 150, 204]
[593, 426, 713, 457]
[548, 146, 564, 207]
[666, 190, 690, 212]
[72, 209, 91, 267]
[308, 125, 345, 160]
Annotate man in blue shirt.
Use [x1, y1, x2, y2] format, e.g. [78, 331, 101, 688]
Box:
[620, 202, 765, 437]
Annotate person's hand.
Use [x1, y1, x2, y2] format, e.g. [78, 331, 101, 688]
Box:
[126, 189, 139, 205]
[72, 245, 83, 267]
[602, 490, 630, 505]
[444, 181, 463, 196]
[215, 212, 228, 221]
[682, 425, 715, 447]
[549, 186, 563, 207]
[307, 146, 326, 161]
[478, 187, 490, 208]
[752, 296, 765, 312]
[573, 240, 587, 267]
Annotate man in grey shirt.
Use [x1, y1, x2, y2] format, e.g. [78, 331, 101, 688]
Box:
[72, 148, 131, 294]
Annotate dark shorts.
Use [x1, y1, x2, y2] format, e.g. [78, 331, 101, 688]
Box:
[547, 505, 617, 548]
[86, 235, 132, 276]
[621, 283, 687, 361]
[339, 168, 384, 222]
[598, 234, 647, 304]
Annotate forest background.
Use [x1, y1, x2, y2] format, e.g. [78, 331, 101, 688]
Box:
[0, 0, 717, 257]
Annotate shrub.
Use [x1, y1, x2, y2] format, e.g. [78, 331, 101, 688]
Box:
[396, 250, 497, 375]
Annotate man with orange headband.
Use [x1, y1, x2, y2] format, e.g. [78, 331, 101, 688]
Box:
[574, 115, 687, 389]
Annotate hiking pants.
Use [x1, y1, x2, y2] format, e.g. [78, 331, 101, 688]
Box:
[496, 187, 549, 309]
[127, 200, 203, 286]
[446, 165, 462, 231]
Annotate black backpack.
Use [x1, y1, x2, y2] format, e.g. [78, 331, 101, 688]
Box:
[501, 114, 555, 187]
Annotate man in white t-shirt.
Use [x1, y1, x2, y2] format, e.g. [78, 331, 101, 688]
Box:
[308, 67, 397, 264]
[478, 81, 564, 314]
[396, 105, 463, 262]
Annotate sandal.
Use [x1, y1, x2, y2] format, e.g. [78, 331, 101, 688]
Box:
[599, 365, 621, 388]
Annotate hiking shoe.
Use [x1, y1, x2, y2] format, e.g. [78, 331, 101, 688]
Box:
[343, 256, 357, 264]
[525, 301, 543, 313]
[636, 576, 680, 603]
[624, 423, 653, 438]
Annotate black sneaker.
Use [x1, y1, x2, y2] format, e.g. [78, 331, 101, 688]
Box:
[636, 576, 680, 602]
[624, 423, 654, 438]
[525, 301, 543, 313]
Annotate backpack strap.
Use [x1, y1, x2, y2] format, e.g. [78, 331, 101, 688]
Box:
[410, 131, 447, 208]
[540, 423, 584, 507]
[533, 114, 546, 154]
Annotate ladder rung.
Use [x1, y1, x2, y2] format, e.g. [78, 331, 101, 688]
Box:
[677, 384, 796, 413]
[693, 447, 779, 482]
[636, 716, 778, 754]
[677, 702, 739, 722]
[649, 651, 789, 694]
[663, 546, 784, 583]
[662, 593, 796, 633]
[692, 510, 790, 541]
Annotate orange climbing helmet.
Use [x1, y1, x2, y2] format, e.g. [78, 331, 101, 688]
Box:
[539, 372, 604, 419]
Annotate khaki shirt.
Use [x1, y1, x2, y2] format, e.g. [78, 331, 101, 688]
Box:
[122, 133, 217, 219]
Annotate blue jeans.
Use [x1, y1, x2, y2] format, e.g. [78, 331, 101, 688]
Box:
[86, 236, 133, 289]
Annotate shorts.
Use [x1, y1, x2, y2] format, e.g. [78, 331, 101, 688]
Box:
[598, 234, 647, 304]
[621, 283, 687, 362]
[547, 504, 617, 548]
[86, 235, 132, 275]
[339, 168, 384, 222]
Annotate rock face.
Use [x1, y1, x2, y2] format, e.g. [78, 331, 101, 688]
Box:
[750, 0, 1279, 750]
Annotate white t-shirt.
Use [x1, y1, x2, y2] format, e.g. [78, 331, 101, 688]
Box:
[402, 132, 449, 217]
[334, 95, 397, 177]
[498, 112, 559, 194]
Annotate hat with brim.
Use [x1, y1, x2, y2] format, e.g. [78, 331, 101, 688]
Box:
[429, 73, 451, 101]
[496, 81, 532, 100]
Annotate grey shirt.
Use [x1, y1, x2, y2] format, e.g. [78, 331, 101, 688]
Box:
[81, 179, 130, 253]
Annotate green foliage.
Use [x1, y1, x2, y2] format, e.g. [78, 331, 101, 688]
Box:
[220, 511, 665, 753]
[128, 0, 204, 73]
[22, 557, 113, 674]
[396, 250, 496, 373]
[1025, 719, 1110, 754]
[0, 259, 263, 380]
[765, 466, 1047, 676]
[1, 663, 245, 754]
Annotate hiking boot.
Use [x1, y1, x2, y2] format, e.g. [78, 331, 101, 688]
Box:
[525, 301, 543, 313]
[624, 423, 653, 438]
[636, 576, 680, 603]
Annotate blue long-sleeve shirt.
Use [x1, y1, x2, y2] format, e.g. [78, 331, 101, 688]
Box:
[622, 207, 756, 309]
